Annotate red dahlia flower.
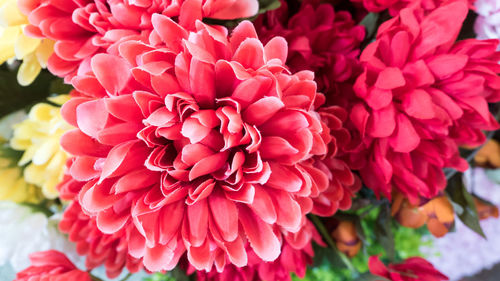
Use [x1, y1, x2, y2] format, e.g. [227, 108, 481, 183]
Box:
[195, 220, 323, 281]
[369, 256, 448, 281]
[348, 0, 500, 202]
[15, 250, 91, 281]
[256, 0, 365, 95]
[59, 201, 143, 278]
[60, 18, 355, 272]
[18, 0, 258, 80]
[350, 0, 476, 15]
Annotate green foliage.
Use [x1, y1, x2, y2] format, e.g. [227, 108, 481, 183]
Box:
[446, 173, 485, 238]
[0, 65, 68, 119]
[359, 13, 379, 40]
[295, 206, 428, 281]
[258, 0, 281, 14]
[142, 269, 193, 281]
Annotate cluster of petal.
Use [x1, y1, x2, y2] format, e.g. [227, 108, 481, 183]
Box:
[60, 15, 351, 273]
[195, 220, 323, 281]
[350, 0, 476, 15]
[391, 193, 454, 237]
[18, 0, 258, 81]
[0, 201, 81, 271]
[347, 0, 500, 202]
[475, 0, 500, 47]
[15, 250, 91, 281]
[10, 95, 72, 198]
[255, 0, 365, 95]
[0, 0, 53, 85]
[369, 256, 449, 281]
[331, 220, 362, 257]
[0, 153, 41, 203]
[59, 201, 143, 278]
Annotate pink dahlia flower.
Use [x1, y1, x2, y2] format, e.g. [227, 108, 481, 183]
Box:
[195, 220, 323, 281]
[255, 0, 365, 95]
[59, 201, 143, 279]
[18, 0, 258, 80]
[60, 18, 354, 272]
[15, 250, 91, 281]
[347, 0, 500, 202]
[369, 256, 449, 281]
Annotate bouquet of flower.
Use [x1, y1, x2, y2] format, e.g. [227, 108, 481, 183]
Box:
[0, 0, 499, 280]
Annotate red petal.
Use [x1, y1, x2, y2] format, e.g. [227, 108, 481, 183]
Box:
[238, 205, 281, 261]
[374, 67, 405, 90]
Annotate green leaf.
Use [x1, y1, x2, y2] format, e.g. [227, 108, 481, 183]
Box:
[359, 13, 379, 41]
[374, 203, 395, 261]
[142, 268, 193, 281]
[49, 78, 73, 95]
[446, 174, 486, 238]
[309, 215, 357, 273]
[258, 0, 281, 14]
[0, 66, 60, 118]
[354, 273, 391, 281]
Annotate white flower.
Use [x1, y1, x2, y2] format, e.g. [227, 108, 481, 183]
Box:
[0, 201, 82, 271]
[474, 0, 500, 46]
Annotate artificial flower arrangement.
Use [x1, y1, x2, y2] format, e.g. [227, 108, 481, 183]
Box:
[0, 0, 499, 280]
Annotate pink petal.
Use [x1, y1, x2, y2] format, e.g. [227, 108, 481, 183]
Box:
[389, 114, 420, 153]
[264, 36, 287, 63]
[187, 199, 209, 247]
[188, 151, 229, 180]
[96, 208, 129, 234]
[223, 236, 247, 267]
[374, 67, 406, 90]
[233, 38, 265, 70]
[402, 89, 435, 119]
[230, 20, 258, 54]
[105, 95, 145, 122]
[76, 99, 109, 139]
[91, 54, 131, 95]
[203, 0, 258, 19]
[243, 96, 285, 126]
[99, 141, 148, 182]
[238, 205, 281, 261]
[266, 163, 303, 192]
[209, 190, 239, 242]
[269, 189, 302, 232]
[249, 185, 277, 224]
[144, 245, 174, 272]
[61, 129, 111, 157]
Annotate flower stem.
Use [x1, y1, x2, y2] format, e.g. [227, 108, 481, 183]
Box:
[309, 214, 357, 275]
[121, 273, 133, 281]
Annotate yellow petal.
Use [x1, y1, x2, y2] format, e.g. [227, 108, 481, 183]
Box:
[0, 26, 18, 63]
[48, 95, 70, 106]
[15, 32, 40, 59]
[17, 53, 41, 86]
[0, 0, 26, 27]
[35, 39, 54, 68]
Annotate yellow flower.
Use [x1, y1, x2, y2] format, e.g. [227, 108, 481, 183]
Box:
[0, 153, 41, 203]
[0, 0, 54, 86]
[10, 95, 72, 199]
